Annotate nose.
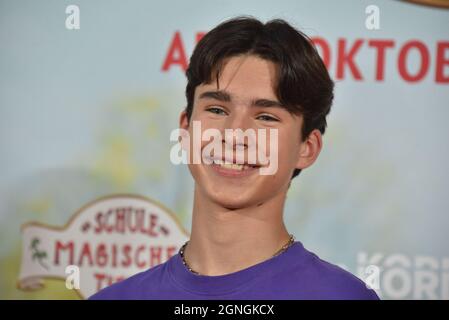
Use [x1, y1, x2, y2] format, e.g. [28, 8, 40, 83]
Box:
[220, 108, 253, 150]
[224, 107, 252, 130]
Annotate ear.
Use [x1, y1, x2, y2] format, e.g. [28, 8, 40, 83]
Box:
[178, 110, 192, 154]
[295, 129, 323, 170]
[179, 110, 190, 131]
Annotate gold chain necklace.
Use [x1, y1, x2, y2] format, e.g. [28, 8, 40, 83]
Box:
[178, 234, 295, 275]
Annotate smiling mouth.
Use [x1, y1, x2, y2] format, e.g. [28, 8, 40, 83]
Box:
[206, 157, 261, 172]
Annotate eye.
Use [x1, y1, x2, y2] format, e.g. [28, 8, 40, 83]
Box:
[206, 107, 227, 115]
[257, 114, 279, 122]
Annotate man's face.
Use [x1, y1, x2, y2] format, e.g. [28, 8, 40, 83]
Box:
[180, 54, 319, 209]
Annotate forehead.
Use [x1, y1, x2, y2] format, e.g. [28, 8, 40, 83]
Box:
[195, 55, 279, 102]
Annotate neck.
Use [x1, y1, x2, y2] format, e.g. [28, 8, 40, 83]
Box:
[183, 185, 291, 276]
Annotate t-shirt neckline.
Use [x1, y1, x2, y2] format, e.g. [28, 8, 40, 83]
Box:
[167, 241, 306, 296]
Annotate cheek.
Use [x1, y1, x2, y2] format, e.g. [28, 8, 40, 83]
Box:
[276, 129, 302, 167]
[191, 112, 222, 140]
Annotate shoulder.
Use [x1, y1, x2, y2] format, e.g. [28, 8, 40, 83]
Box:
[88, 261, 168, 300]
[294, 248, 380, 300]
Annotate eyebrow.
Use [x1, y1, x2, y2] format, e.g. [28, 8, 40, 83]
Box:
[198, 90, 284, 108]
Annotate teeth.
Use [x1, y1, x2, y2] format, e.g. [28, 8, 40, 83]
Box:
[221, 163, 249, 171]
[224, 163, 242, 170]
[210, 159, 256, 171]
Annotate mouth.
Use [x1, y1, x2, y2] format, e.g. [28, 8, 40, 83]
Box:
[212, 158, 259, 170]
[205, 157, 261, 177]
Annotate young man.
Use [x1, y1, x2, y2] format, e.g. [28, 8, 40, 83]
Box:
[90, 16, 379, 300]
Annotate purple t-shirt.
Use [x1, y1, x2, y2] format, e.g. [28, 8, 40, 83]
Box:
[89, 241, 379, 300]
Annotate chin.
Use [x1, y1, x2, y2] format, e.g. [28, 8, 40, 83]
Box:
[208, 189, 263, 210]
